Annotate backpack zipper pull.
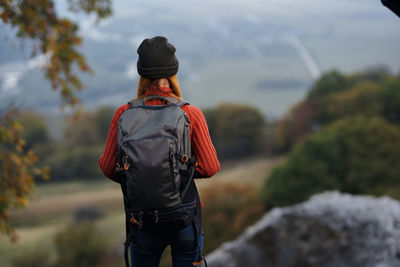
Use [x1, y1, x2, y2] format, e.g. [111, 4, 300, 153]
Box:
[154, 210, 159, 224]
[123, 156, 130, 170]
[138, 211, 144, 226]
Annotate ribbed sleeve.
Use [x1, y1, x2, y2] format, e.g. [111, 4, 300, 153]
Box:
[98, 104, 130, 182]
[181, 105, 221, 178]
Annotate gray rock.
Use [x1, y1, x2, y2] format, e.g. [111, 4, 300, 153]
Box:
[206, 192, 400, 267]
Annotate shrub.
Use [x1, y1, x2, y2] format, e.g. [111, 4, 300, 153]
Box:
[54, 223, 108, 267]
[273, 69, 400, 153]
[307, 70, 349, 99]
[44, 145, 103, 181]
[74, 206, 104, 223]
[262, 116, 400, 209]
[201, 183, 265, 254]
[94, 106, 115, 141]
[11, 247, 53, 267]
[203, 103, 266, 159]
[17, 111, 50, 149]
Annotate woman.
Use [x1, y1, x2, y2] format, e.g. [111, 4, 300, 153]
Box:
[99, 36, 220, 267]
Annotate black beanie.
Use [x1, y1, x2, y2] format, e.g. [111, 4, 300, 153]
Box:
[137, 36, 179, 79]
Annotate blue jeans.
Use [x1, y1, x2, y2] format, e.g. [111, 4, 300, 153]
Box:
[130, 222, 203, 267]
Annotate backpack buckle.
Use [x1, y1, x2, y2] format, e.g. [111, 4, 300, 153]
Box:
[123, 156, 130, 170]
[181, 154, 189, 163]
[115, 162, 124, 172]
[130, 213, 143, 229]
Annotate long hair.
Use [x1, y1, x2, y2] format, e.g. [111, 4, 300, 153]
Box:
[135, 75, 182, 101]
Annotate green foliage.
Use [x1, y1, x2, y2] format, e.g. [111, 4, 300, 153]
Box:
[307, 70, 349, 99]
[64, 106, 115, 146]
[262, 116, 400, 209]
[17, 111, 50, 149]
[65, 113, 102, 146]
[44, 145, 103, 181]
[381, 77, 400, 124]
[11, 247, 53, 267]
[273, 68, 400, 152]
[202, 183, 265, 254]
[347, 67, 392, 87]
[38, 107, 115, 181]
[324, 81, 384, 122]
[203, 103, 266, 159]
[54, 222, 108, 267]
[0, 109, 49, 241]
[273, 101, 315, 153]
[94, 106, 115, 141]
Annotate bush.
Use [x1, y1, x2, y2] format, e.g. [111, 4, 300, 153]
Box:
[94, 106, 115, 141]
[17, 111, 50, 149]
[64, 113, 102, 147]
[74, 206, 104, 223]
[54, 223, 108, 267]
[307, 70, 349, 99]
[203, 103, 266, 159]
[273, 101, 315, 153]
[273, 69, 400, 152]
[44, 145, 103, 181]
[262, 116, 400, 209]
[201, 183, 265, 254]
[11, 247, 53, 267]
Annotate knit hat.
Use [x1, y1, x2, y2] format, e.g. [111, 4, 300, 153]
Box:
[137, 36, 179, 79]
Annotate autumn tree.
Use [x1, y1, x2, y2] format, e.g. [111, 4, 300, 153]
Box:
[0, 109, 50, 240]
[0, 0, 112, 240]
[273, 68, 400, 152]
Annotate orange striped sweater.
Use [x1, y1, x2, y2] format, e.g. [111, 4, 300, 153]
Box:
[98, 86, 220, 183]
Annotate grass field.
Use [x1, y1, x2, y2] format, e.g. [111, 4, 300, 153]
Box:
[0, 156, 283, 267]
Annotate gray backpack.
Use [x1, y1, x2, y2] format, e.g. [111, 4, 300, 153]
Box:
[116, 95, 202, 266]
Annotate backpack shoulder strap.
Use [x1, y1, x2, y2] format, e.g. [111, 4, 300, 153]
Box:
[128, 97, 189, 108]
[177, 101, 189, 108]
[128, 99, 144, 108]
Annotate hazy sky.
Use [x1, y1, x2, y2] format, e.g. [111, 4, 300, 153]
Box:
[1, 0, 399, 115]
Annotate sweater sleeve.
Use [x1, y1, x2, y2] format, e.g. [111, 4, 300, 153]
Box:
[99, 104, 130, 183]
[182, 105, 221, 178]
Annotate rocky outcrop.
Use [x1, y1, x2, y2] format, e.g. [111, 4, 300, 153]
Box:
[206, 192, 400, 267]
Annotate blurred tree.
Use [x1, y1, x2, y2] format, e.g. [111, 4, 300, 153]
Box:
[261, 116, 400, 209]
[347, 66, 391, 87]
[0, 0, 112, 240]
[45, 145, 103, 181]
[324, 81, 384, 121]
[381, 77, 400, 125]
[204, 103, 266, 159]
[65, 113, 102, 146]
[0, 109, 49, 240]
[94, 106, 115, 140]
[307, 70, 349, 99]
[273, 101, 315, 153]
[17, 111, 50, 149]
[273, 68, 400, 153]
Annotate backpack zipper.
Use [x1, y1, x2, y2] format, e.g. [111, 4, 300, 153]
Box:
[169, 151, 177, 192]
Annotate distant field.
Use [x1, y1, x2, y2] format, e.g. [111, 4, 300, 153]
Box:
[1, 156, 283, 267]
